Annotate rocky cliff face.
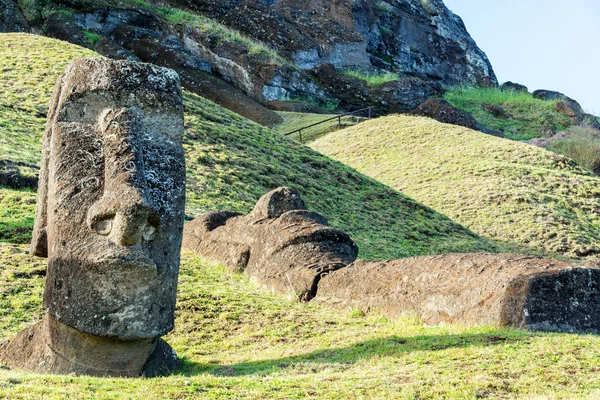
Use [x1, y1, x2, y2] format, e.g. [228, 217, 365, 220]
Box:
[0, 0, 496, 123]
[179, 0, 497, 86]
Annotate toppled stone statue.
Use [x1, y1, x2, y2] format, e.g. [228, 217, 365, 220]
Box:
[0, 58, 186, 377]
[183, 187, 358, 301]
[184, 187, 600, 334]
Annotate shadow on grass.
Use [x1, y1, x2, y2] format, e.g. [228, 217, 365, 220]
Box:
[177, 331, 528, 377]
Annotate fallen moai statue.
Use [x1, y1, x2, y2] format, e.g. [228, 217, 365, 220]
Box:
[0, 58, 186, 377]
[183, 187, 358, 301]
[184, 187, 600, 334]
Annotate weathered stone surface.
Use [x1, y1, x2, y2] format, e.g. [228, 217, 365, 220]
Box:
[183, 187, 358, 300]
[185, 187, 600, 334]
[501, 81, 528, 93]
[313, 64, 442, 114]
[412, 98, 478, 130]
[186, 0, 497, 86]
[483, 103, 509, 119]
[369, 77, 444, 113]
[555, 100, 581, 126]
[42, 12, 88, 48]
[0, 314, 178, 377]
[0, 0, 29, 32]
[1, 58, 186, 376]
[315, 254, 600, 333]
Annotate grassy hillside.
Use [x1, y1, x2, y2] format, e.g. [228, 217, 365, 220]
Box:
[311, 115, 600, 258]
[3, 244, 600, 399]
[273, 111, 364, 143]
[0, 33, 494, 260]
[444, 86, 573, 141]
[2, 33, 600, 399]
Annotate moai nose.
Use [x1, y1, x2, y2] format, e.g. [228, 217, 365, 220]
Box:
[87, 107, 161, 247]
[87, 189, 160, 247]
[110, 194, 159, 247]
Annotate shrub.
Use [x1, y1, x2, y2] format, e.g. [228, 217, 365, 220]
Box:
[548, 126, 600, 174]
[341, 69, 399, 87]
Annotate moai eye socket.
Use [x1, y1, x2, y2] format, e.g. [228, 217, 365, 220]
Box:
[142, 224, 156, 242]
[93, 218, 113, 236]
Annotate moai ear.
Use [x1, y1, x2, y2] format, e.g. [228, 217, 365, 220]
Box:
[30, 72, 64, 258]
[30, 127, 51, 258]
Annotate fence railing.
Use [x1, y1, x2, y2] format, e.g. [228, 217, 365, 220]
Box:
[283, 107, 372, 143]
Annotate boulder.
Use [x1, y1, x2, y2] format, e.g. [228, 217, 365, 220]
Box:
[501, 81, 528, 93]
[483, 103, 509, 119]
[369, 77, 444, 113]
[533, 89, 585, 122]
[315, 254, 600, 333]
[0, 0, 29, 32]
[0, 58, 186, 377]
[42, 12, 87, 48]
[412, 98, 478, 130]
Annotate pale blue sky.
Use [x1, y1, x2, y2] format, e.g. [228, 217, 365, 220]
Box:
[443, 0, 600, 114]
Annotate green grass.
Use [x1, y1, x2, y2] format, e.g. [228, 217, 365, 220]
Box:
[548, 126, 600, 174]
[83, 30, 102, 47]
[311, 115, 600, 258]
[2, 33, 600, 399]
[444, 86, 572, 140]
[0, 188, 36, 244]
[340, 69, 399, 87]
[132, 1, 288, 65]
[0, 32, 493, 260]
[273, 112, 365, 143]
[3, 246, 600, 398]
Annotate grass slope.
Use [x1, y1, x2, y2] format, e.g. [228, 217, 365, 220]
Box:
[3, 244, 600, 399]
[0, 33, 493, 260]
[2, 34, 600, 399]
[273, 111, 364, 143]
[444, 87, 572, 141]
[311, 115, 600, 258]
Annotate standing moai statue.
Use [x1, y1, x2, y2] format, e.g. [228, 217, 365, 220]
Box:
[0, 58, 186, 377]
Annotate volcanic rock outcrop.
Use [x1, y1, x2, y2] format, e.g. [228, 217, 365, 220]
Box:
[185, 187, 600, 333]
[0, 0, 497, 121]
[0, 58, 186, 377]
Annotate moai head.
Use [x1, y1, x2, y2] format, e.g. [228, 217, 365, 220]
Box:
[30, 58, 186, 340]
[183, 187, 358, 300]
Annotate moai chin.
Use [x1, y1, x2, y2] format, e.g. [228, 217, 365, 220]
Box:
[0, 58, 186, 377]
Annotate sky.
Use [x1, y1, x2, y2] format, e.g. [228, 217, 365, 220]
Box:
[442, 0, 600, 114]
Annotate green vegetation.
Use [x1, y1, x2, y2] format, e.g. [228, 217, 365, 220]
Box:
[273, 112, 365, 143]
[311, 115, 600, 258]
[3, 246, 600, 398]
[153, 7, 287, 64]
[0, 33, 493, 260]
[83, 30, 102, 47]
[375, 1, 393, 12]
[2, 33, 600, 399]
[0, 34, 97, 166]
[444, 86, 571, 140]
[341, 69, 399, 87]
[548, 126, 600, 174]
[0, 188, 36, 244]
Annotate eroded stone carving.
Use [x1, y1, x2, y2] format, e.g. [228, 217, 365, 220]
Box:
[183, 187, 358, 301]
[0, 58, 186, 377]
[184, 187, 600, 334]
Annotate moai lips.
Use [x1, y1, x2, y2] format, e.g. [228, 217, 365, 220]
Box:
[183, 187, 358, 300]
[0, 58, 186, 377]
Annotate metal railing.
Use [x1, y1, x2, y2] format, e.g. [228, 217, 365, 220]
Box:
[284, 107, 372, 143]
